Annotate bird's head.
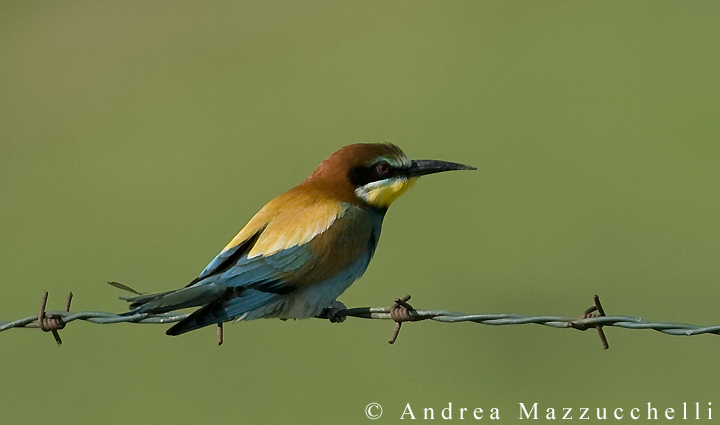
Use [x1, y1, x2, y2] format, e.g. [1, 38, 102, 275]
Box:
[306, 143, 476, 209]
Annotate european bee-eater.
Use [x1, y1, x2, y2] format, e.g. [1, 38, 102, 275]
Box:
[122, 143, 474, 335]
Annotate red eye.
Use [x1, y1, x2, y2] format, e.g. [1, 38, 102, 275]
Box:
[376, 162, 392, 177]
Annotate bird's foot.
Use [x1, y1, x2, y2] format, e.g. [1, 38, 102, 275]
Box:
[317, 300, 347, 323]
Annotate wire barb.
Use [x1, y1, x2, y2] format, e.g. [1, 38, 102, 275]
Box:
[569, 295, 609, 349]
[388, 295, 424, 344]
[36, 291, 73, 346]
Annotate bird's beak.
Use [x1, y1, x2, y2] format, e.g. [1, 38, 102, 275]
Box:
[405, 159, 476, 178]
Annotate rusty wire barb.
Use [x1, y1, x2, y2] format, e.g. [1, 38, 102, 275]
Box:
[37, 292, 73, 345]
[569, 295, 609, 349]
[3, 293, 720, 348]
[386, 295, 425, 344]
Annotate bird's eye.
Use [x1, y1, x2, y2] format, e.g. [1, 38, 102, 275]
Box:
[375, 161, 393, 178]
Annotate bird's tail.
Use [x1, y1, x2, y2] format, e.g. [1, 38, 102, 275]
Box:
[110, 281, 226, 315]
[166, 289, 280, 336]
[110, 282, 283, 336]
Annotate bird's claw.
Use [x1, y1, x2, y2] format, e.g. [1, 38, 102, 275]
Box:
[317, 301, 347, 323]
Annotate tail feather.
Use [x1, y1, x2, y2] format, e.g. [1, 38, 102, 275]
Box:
[121, 284, 226, 315]
[166, 289, 280, 336]
[122, 290, 175, 310]
[108, 281, 142, 295]
[112, 282, 283, 335]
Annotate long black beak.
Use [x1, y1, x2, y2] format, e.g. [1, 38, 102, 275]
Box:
[405, 159, 476, 178]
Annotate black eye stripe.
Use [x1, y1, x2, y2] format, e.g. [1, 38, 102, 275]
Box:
[348, 166, 376, 186]
[348, 162, 399, 186]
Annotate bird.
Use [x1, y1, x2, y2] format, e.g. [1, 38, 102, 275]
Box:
[118, 143, 475, 336]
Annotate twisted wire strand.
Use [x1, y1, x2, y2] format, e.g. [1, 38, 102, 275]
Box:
[3, 302, 719, 337]
[0, 311, 190, 331]
[339, 308, 720, 336]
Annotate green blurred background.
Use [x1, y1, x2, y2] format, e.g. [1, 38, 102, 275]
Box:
[2, 1, 719, 423]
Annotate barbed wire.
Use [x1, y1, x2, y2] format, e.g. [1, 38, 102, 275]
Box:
[2, 292, 719, 348]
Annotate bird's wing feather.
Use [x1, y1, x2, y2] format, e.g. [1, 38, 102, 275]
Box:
[195, 215, 269, 281]
[215, 204, 376, 290]
[245, 189, 349, 258]
[196, 187, 347, 281]
[166, 203, 380, 335]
